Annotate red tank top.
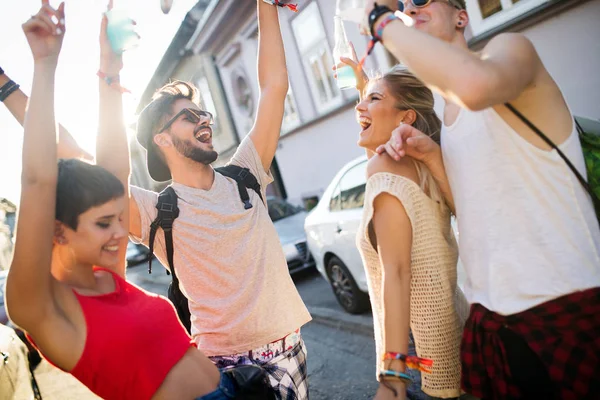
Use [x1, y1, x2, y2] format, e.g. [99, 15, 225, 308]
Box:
[33, 267, 194, 400]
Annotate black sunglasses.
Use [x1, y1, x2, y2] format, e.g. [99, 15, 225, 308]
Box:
[159, 108, 214, 134]
[398, 0, 463, 11]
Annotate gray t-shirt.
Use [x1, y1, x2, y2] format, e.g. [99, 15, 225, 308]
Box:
[131, 137, 311, 356]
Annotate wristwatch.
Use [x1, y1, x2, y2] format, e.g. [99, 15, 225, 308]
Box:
[368, 3, 394, 38]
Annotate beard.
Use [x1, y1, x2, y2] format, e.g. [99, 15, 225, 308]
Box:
[171, 135, 218, 165]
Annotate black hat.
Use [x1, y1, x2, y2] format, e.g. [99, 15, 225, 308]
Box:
[136, 101, 172, 182]
[136, 81, 200, 182]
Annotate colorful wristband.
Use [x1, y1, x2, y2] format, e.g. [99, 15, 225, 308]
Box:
[382, 352, 434, 373]
[374, 13, 399, 41]
[379, 369, 413, 384]
[261, 0, 299, 12]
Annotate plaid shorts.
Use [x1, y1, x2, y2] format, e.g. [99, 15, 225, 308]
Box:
[209, 333, 309, 400]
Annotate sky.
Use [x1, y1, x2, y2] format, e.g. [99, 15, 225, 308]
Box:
[0, 0, 198, 204]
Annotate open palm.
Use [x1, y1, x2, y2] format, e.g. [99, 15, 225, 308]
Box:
[23, 1, 65, 63]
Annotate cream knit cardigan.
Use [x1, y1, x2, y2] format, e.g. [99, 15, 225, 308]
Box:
[357, 172, 469, 398]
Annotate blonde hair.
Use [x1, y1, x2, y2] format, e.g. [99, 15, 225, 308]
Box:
[380, 65, 444, 207]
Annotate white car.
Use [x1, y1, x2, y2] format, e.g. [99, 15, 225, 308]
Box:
[304, 156, 370, 314]
[305, 155, 465, 315]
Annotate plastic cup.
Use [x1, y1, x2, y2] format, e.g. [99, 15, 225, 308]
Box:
[105, 8, 139, 54]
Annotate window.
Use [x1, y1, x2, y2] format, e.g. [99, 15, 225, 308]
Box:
[466, 0, 550, 37]
[292, 2, 342, 112]
[478, 0, 503, 18]
[196, 76, 223, 142]
[330, 161, 368, 211]
[282, 86, 301, 134]
[230, 70, 254, 117]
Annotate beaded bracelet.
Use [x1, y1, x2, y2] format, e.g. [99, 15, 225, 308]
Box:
[383, 352, 434, 373]
[0, 80, 20, 102]
[261, 0, 299, 12]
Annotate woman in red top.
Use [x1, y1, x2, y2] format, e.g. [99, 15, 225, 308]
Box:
[4, 2, 249, 399]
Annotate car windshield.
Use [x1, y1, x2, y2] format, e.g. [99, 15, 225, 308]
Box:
[268, 198, 302, 223]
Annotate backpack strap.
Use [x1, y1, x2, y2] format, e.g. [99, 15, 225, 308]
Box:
[148, 187, 180, 284]
[504, 103, 597, 205]
[216, 165, 264, 209]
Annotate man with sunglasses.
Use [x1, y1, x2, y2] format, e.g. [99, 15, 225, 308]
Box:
[359, 0, 600, 399]
[97, 1, 312, 398]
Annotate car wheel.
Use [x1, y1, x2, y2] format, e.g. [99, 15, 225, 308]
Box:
[326, 256, 370, 314]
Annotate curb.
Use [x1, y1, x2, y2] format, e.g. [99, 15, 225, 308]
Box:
[307, 306, 373, 338]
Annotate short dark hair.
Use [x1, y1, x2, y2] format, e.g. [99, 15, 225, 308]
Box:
[56, 159, 125, 230]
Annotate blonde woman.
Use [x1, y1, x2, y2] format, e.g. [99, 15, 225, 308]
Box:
[354, 65, 468, 400]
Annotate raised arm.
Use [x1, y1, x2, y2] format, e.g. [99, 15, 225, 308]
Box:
[362, 1, 542, 110]
[248, 0, 290, 172]
[95, 2, 131, 274]
[6, 2, 66, 329]
[0, 69, 93, 160]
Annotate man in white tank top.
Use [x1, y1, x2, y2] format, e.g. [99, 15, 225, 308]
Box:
[361, 1, 600, 399]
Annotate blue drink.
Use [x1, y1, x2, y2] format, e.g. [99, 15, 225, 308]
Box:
[336, 65, 357, 90]
[105, 8, 139, 54]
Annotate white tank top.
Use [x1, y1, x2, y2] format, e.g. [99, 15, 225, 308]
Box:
[441, 107, 600, 315]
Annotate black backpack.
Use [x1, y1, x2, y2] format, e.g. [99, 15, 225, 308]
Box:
[147, 165, 263, 333]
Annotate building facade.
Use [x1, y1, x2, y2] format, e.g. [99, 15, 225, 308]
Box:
[0, 199, 16, 270]
[137, 0, 599, 205]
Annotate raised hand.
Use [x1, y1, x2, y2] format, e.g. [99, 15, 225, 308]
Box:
[362, 0, 398, 35]
[22, 1, 66, 64]
[375, 123, 440, 162]
[332, 42, 369, 95]
[99, 0, 128, 75]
